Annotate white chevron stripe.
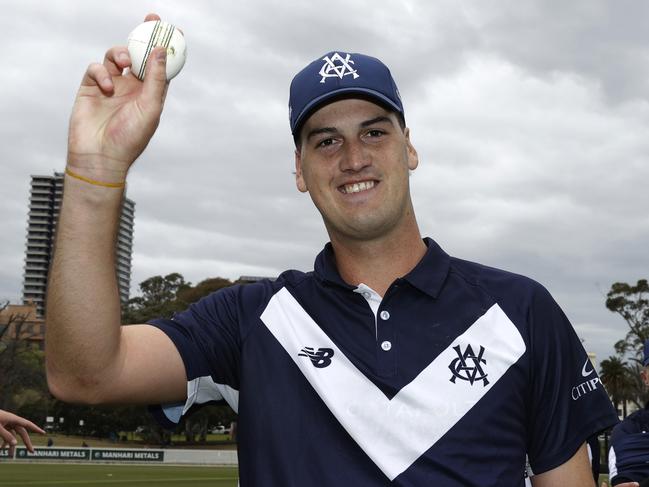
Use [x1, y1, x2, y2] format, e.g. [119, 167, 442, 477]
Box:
[261, 287, 526, 480]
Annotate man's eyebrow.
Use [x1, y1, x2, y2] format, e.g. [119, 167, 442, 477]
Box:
[305, 116, 394, 141]
[360, 116, 394, 128]
[306, 126, 339, 141]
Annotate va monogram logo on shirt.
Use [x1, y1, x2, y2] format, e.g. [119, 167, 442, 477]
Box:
[319, 53, 360, 83]
[298, 347, 334, 368]
[448, 344, 489, 386]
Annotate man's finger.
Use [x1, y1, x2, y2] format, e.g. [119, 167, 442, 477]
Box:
[103, 47, 131, 76]
[14, 417, 46, 436]
[0, 424, 16, 445]
[141, 47, 168, 109]
[13, 415, 46, 435]
[144, 13, 161, 22]
[15, 426, 34, 453]
[81, 62, 114, 93]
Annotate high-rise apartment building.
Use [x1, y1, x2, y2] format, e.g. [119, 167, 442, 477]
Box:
[22, 172, 135, 316]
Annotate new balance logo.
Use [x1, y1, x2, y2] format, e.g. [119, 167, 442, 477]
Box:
[449, 344, 489, 386]
[319, 53, 359, 83]
[298, 347, 334, 368]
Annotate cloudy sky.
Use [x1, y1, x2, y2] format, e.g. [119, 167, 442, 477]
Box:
[1, 0, 647, 366]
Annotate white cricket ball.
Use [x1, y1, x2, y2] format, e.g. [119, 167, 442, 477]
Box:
[127, 20, 186, 81]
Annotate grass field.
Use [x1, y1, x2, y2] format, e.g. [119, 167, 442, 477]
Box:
[0, 463, 613, 486]
[0, 464, 239, 487]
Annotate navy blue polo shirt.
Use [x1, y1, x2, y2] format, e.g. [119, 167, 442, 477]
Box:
[609, 405, 649, 484]
[149, 238, 617, 486]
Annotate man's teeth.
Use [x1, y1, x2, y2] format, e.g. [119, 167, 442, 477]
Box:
[343, 181, 375, 194]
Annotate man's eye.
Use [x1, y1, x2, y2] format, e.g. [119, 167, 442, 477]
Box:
[367, 129, 384, 137]
[317, 138, 334, 148]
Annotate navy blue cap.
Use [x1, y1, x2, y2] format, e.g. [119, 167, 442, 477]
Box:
[289, 51, 404, 135]
[644, 340, 649, 366]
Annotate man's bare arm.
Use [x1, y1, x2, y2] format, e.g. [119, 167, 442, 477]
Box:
[531, 443, 595, 487]
[46, 13, 186, 405]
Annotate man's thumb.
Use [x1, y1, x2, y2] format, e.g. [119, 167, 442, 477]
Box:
[142, 47, 168, 105]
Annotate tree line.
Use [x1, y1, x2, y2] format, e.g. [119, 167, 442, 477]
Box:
[0, 273, 239, 445]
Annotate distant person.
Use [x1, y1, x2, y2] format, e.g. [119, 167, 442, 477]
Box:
[0, 408, 45, 455]
[47, 437, 53, 447]
[608, 341, 649, 486]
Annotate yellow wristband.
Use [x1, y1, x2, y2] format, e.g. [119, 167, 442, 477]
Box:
[65, 167, 126, 188]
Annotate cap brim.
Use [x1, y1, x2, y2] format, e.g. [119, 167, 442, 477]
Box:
[292, 87, 403, 135]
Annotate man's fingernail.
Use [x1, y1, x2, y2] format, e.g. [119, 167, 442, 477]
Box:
[118, 52, 129, 63]
[157, 49, 167, 62]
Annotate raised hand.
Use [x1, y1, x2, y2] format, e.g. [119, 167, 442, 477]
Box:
[67, 13, 171, 182]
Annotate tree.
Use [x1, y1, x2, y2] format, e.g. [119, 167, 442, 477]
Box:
[605, 280, 649, 409]
[606, 280, 649, 359]
[0, 301, 46, 413]
[123, 274, 235, 324]
[121, 274, 237, 443]
[123, 273, 190, 323]
[177, 277, 233, 305]
[599, 356, 635, 416]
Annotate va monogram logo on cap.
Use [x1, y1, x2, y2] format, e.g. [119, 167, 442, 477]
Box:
[319, 53, 360, 83]
[449, 344, 489, 386]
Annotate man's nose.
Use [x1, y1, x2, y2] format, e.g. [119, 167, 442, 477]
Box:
[340, 140, 371, 172]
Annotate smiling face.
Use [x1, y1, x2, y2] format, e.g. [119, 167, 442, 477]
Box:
[295, 98, 419, 244]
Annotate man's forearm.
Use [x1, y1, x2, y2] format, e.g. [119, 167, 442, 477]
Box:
[46, 170, 127, 403]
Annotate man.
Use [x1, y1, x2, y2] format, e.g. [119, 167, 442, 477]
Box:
[608, 341, 649, 486]
[47, 13, 618, 486]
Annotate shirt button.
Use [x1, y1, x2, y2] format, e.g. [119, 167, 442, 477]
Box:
[380, 310, 390, 320]
[381, 341, 392, 351]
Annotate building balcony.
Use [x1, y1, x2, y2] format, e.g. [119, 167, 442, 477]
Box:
[28, 212, 52, 219]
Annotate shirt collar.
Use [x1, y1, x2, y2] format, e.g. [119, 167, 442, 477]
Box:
[313, 237, 451, 298]
[402, 237, 450, 298]
[313, 243, 356, 290]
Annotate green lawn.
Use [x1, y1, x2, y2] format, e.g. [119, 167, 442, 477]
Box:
[0, 464, 238, 487]
[0, 463, 612, 486]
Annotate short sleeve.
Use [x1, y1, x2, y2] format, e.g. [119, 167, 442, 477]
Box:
[147, 285, 243, 426]
[526, 285, 618, 474]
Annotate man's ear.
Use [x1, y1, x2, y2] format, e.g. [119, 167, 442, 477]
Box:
[404, 128, 419, 171]
[295, 149, 308, 193]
